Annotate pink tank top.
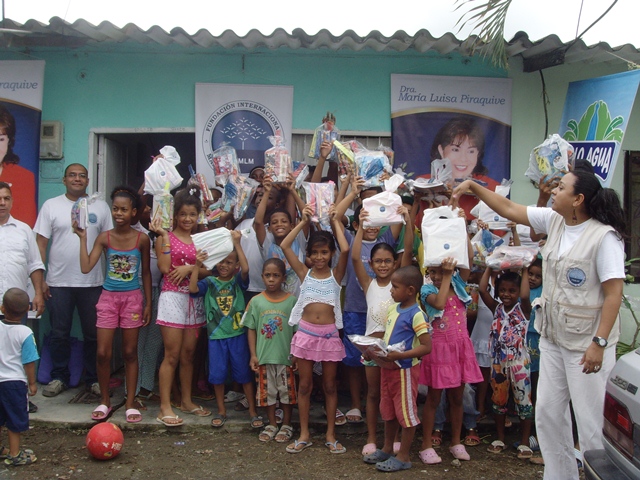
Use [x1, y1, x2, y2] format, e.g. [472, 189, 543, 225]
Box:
[161, 231, 196, 294]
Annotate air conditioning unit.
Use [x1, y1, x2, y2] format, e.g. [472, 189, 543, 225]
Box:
[39, 121, 64, 159]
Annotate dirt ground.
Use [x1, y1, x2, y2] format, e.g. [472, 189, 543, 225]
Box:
[8, 424, 547, 480]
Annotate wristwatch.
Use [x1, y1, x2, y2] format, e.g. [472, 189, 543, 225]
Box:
[592, 336, 608, 347]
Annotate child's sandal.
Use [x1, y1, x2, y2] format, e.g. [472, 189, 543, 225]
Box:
[432, 430, 442, 447]
[4, 450, 36, 466]
[275, 425, 293, 443]
[258, 425, 278, 442]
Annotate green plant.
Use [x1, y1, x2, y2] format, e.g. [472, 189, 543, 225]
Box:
[617, 257, 640, 358]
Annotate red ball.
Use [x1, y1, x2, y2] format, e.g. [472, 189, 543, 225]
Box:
[86, 422, 124, 460]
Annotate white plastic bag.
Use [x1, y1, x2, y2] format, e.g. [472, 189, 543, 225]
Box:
[71, 192, 103, 230]
[470, 182, 511, 229]
[486, 245, 539, 271]
[191, 228, 235, 270]
[421, 206, 469, 269]
[144, 156, 183, 195]
[362, 192, 404, 228]
[347, 334, 406, 369]
[525, 134, 574, 183]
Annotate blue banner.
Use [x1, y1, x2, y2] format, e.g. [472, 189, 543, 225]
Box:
[559, 70, 640, 187]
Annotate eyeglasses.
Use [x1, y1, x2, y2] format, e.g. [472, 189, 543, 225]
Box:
[66, 172, 87, 179]
[372, 258, 394, 265]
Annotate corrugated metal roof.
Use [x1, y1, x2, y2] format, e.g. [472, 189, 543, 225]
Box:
[2, 17, 639, 69]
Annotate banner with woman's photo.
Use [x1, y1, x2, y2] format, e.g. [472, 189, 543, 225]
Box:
[0, 60, 45, 228]
[390, 74, 512, 195]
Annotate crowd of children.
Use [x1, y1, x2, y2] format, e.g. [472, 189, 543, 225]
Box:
[4, 141, 553, 473]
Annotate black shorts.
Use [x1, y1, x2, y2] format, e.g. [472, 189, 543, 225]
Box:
[0, 381, 29, 432]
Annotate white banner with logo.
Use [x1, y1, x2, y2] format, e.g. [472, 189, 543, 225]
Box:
[195, 83, 293, 184]
[0, 60, 45, 228]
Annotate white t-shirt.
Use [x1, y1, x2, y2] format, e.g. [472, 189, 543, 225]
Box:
[260, 229, 307, 297]
[0, 322, 39, 383]
[237, 218, 266, 293]
[34, 194, 113, 287]
[527, 207, 625, 283]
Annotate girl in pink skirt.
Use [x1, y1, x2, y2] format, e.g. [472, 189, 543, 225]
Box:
[418, 257, 483, 464]
[281, 205, 349, 455]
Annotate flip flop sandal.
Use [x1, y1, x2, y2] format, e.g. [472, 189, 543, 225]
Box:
[286, 440, 313, 454]
[125, 408, 142, 423]
[325, 440, 346, 454]
[250, 416, 265, 429]
[449, 444, 471, 461]
[376, 456, 412, 472]
[192, 392, 215, 401]
[180, 405, 212, 417]
[487, 440, 506, 453]
[529, 456, 545, 465]
[259, 425, 278, 442]
[234, 397, 249, 411]
[419, 447, 442, 465]
[91, 404, 113, 422]
[156, 415, 183, 427]
[432, 430, 443, 447]
[4, 450, 36, 466]
[345, 408, 364, 424]
[517, 445, 534, 459]
[361, 442, 377, 456]
[334, 409, 347, 426]
[363, 449, 391, 464]
[211, 414, 227, 428]
[275, 425, 293, 443]
[463, 429, 481, 447]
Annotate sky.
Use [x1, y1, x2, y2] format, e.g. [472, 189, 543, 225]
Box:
[6, 0, 640, 47]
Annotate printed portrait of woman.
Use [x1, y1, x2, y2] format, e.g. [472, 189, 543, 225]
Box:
[0, 105, 37, 226]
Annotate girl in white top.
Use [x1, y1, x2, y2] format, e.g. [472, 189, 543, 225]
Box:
[352, 206, 414, 457]
[282, 205, 350, 455]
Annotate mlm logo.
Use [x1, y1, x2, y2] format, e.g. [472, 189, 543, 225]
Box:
[202, 101, 283, 173]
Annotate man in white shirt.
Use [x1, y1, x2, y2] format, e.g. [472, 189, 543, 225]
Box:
[34, 164, 112, 397]
[0, 182, 45, 316]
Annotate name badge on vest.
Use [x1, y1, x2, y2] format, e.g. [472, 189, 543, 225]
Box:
[566, 267, 586, 287]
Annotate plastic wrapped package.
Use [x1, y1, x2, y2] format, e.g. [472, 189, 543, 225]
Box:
[431, 158, 453, 186]
[264, 132, 292, 183]
[377, 144, 395, 167]
[206, 200, 224, 224]
[421, 206, 469, 269]
[191, 228, 234, 270]
[470, 228, 506, 267]
[187, 165, 214, 204]
[222, 175, 259, 221]
[470, 181, 512, 229]
[71, 192, 102, 230]
[152, 183, 174, 230]
[355, 149, 392, 188]
[159, 145, 180, 165]
[486, 245, 539, 271]
[302, 181, 335, 229]
[333, 141, 356, 179]
[525, 134, 574, 183]
[144, 155, 183, 195]
[308, 116, 340, 160]
[347, 335, 406, 369]
[291, 161, 309, 189]
[212, 143, 240, 181]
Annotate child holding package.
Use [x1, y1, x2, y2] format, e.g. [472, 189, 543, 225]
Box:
[362, 266, 432, 472]
[0, 289, 39, 466]
[189, 231, 262, 429]
[479, 267, 534, 458]
[242, 258, 298, 443]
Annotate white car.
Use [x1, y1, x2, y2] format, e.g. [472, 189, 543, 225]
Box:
[584, 348, 640, 480]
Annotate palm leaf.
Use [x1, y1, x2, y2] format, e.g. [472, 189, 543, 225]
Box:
[455, 0, 513, 69]
[604, 116, 624, 138]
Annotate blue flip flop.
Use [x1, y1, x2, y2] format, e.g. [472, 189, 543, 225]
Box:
[286, 440, 313, 454]
[363, 449, 392, 464]
[376, 456, 412, 472]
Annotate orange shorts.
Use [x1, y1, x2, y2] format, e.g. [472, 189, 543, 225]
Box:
[379, 364, 421, 428]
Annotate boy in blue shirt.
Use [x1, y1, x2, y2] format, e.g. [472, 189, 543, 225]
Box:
[363, 266, 432, 472]
[0, 289, 39, 466]
[189, 231, 262, 429]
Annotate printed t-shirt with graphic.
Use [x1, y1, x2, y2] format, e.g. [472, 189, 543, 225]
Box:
[241, 292, 297, 366]
[383, 303, 431, 369]
[191, 272, 249, 340]
[260, 230, 307, 296]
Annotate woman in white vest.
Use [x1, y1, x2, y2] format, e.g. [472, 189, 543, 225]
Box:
[451, 169, 625, 480]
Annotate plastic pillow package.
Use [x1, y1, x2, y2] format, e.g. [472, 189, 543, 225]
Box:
[486, 245, 539, 271]
[291, 161, 309, 189]
[212, 143, 240, 182]
[233, 176, 259, 220]
[159, 145, 181, 165]
[144, 155, 183, 195]
[302, 181, 335, 229]
[71, 192, 102, 230]
[470, 228, 506, 267]
[355, 149, 392, 188]
[264, 132, 292, 183]
[470, 180, 512, 229]
[421, 206, 469, 269]
[187, 165, 214, 204]
[347, 335, 406, 369]
[525, 134, 575, 184]
[206, 200, 224, 224]
[333, 141, 356, 179]
[152, 183, 174, 230]
[191, 228, 234, 270]
[361, 173, 406, 228]
[377, 144, 395, 167]
[308, 121, 340, 160]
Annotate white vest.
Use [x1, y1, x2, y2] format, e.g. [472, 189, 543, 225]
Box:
[534, 215, 620, 352]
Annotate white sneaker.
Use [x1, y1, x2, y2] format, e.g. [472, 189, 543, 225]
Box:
[42, 379, 67, 397]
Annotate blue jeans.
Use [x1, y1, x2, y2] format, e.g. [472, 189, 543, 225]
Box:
[434, 384, 479, 431]
[47, 286, 101, 386]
